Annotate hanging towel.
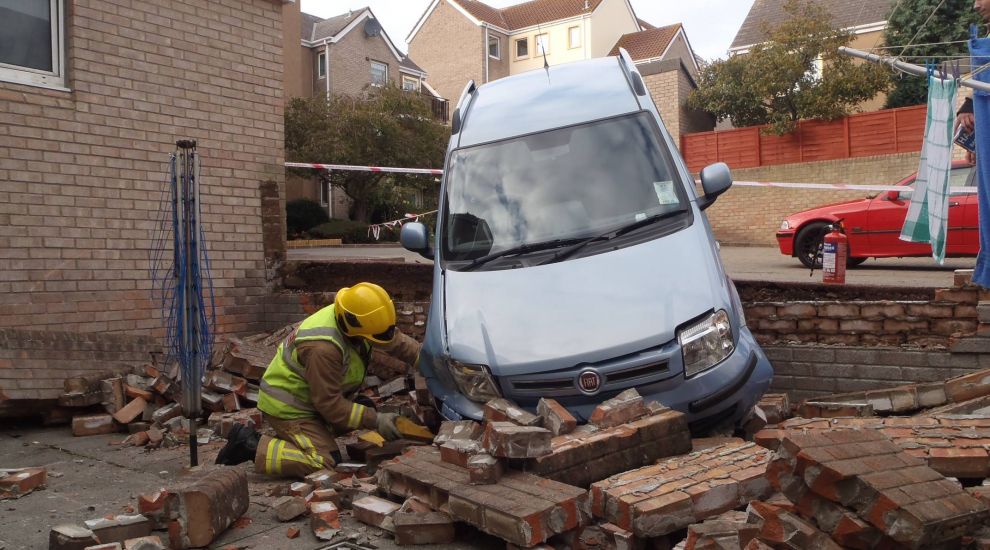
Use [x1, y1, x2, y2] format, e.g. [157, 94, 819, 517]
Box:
[970, 27, 990, 287]
[899, 67, 957, 264]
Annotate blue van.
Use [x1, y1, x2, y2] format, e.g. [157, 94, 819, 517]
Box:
[400, 50, 772, 431]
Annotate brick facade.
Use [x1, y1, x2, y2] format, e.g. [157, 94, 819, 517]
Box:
[322, 22, 405, 98]
[706, 152, 922, 245]
[407, 0, 485, 105]
[641, 60, 712, 150]
[0, 0, 286, 404]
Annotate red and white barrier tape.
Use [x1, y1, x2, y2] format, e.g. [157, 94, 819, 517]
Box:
[285, 162, 442, 176]
[367, 210, 437, 241]
[285, 162, 976, 194]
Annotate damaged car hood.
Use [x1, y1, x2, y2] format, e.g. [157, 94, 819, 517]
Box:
[442, 226, 731, 378]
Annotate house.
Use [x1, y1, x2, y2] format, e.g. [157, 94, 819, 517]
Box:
[729, 0, 893, 111]
[407, 0, 713, 146]
[0, 0, 291, 414]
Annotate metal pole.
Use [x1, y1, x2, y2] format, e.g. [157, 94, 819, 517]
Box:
[838, 46, 990, 93]
[176, 140, 202, 467]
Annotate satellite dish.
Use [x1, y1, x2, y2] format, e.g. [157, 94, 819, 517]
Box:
[365, 18, 382, 38]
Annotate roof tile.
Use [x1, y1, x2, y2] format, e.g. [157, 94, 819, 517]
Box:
[730, 0, 893, 50]
[453, 0, 604, 31]
[608, 23, 681, 61]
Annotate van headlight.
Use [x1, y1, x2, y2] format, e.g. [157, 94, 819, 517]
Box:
[679, 310, 734, 377]
[780, 220, 791, 230]
[447, 360, 501, 402]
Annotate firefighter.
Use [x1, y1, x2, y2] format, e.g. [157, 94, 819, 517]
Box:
[216, 282, 421, 477]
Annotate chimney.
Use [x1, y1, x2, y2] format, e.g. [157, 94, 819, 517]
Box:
[347, 9, 352, 18]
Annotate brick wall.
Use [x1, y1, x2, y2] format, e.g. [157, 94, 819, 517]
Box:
[706, 152, 921, 245]
[327, 21, 404, 98]
[0, 0, 285, 403]
[408, 0, 484, 105]
[642, 61, 712, 149]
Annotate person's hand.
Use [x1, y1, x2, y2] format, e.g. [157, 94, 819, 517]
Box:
[376, 412, 402, 441]
[967, 150, 977, 165]
[957, 112, 975, 133]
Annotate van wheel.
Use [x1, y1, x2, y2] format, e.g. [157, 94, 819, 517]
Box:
[795, 222, 828, 269]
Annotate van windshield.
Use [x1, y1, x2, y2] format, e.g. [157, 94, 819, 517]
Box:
[441, 112, 689, 267]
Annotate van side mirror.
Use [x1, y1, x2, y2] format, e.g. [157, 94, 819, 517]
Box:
[400, 222, 434, 260]
[698, 162, 733, 211]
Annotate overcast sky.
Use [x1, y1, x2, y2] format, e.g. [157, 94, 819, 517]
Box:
[299, 0, 755, 61]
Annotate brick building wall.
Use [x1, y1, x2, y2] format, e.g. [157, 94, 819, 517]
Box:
[0, 0, 286, 404]
[642, 61, 712, 150]
[408, 0, 484, 105]
[706, 152, 922, 245]
[327, 21, 404, 98]
[488, 29, 511, 82]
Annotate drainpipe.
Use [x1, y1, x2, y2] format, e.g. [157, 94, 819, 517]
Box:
[325, 43, 331, 98]
[484, 25, 490, 83]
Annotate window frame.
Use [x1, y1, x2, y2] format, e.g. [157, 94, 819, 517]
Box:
[568, 26, 581, 49]
[317, 52, 327, 79]
[401, 75, 419, 92]
[370, 59, 388, 87]
[488, 35, 501, 60]
[319, 179, 329, 207]
[0, 0, 67, 90]
[515, 37, 529, 59]
[535, 33, 550, 56]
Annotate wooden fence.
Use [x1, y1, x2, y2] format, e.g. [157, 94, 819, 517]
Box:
[680, 105, 927, 173]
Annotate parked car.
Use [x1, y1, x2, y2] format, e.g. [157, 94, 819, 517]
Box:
[399, 50, 773, 432]
[776, 162, 978, 268]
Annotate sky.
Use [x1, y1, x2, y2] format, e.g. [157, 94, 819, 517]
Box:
[298, 0, 755, 61]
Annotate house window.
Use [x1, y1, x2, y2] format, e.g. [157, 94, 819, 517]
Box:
[319, 179, 329, 207]
[568, 26, 581, 49]
[370, 60, 388, 86]
[0, 0, 65, 89]
[515, 38, 529, 59]
[488, 35, 500, 59]
[317, 52, 327, 78]
[536, 33, 550, 55]
[402, 76, 419, 92]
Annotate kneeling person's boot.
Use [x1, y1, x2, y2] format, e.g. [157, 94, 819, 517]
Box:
[216, 424, 261, 465]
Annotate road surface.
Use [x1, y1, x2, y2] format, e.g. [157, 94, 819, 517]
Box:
[288, 244, 974, 288]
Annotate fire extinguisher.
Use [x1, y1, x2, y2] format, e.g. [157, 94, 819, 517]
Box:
[821, 220, 848, 285]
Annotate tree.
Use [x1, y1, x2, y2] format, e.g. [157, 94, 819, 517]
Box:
[285, 85, 449, 222]
[883, 0, 982, 108]
[688, 0, 890, 134]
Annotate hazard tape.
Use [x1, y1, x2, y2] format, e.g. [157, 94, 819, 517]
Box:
[284, 163, 977, 194]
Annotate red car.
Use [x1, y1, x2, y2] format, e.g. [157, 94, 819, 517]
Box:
[776, 162, 979, 268]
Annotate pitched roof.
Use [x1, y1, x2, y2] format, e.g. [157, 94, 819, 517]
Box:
[400, 56, 426, 74]
[453, 0, 605, 31]
[300, 12, 323, 41]
[309, 7, 369, 41]
[730, 0, 893, 50]
[609, 23, 681, 61]
[637, 18, 655, 31]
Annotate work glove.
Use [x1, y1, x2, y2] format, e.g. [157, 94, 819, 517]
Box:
[376, 412, 402, 441]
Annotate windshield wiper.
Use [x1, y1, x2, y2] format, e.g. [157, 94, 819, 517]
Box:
[460, 238, 586, 271]
[538, 209, 689, 266]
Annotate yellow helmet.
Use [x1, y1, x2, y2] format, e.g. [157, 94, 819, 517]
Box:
[334, 282, 397, 344]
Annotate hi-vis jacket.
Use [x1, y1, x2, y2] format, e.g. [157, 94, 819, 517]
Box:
[258, 304, 421, 432]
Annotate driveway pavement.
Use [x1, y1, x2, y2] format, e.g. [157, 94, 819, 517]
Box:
[287, 244, 974, 289]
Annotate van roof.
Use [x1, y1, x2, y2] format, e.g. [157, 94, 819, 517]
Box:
[456, 56, 642, 148]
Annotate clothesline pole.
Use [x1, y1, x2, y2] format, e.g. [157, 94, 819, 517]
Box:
[838, 46, 990, 94]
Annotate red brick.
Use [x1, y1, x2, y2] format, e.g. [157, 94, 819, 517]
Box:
[285, 527, 300, 539]
[83, 515, 153, 546]
[588, 389, 649, 429]
[273, 496, 307, 522]
[467, 452, 504, 485]
[310, 501, 340, 540]
[49, 524, 98, 550]
[482, 422, 552, 459]
[537, 398, 577, 436]
[353, 495, 401, 528]
[165, 466, 249, 549]
[439, 439, 480, 468]
[797, 401, 873, 418]
[0, 467, 47, 499]
[757, 394, 791, 425]
[434, 420, 483, 446]
[483, 398, 541, 427]
[72, 413, 118, 436]
[289, 481, 314, 498]
[393, 511, 456, 545]
[945, 369, 990, 403]
[122, 536, 165, 550]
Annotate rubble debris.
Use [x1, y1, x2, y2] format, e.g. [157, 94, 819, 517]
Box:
[137, 489, 169, 529]
[305, 469, 337, 490]
[289, 481, 314, 498]
[393, 510, 456, 545]
[767, 428, 988, 549]
[206, 408, 261, 438]
[600, 522, 638, 550]
[306, 488, 341, 508]
[218, 337, 273, 381]
[72, 414, 118, 437]
[311, 501, 341, 540]
[746, 501, 842, 550]
[84, 543, 122, 550]
[590, 441, 774, 538]
[683, 510, 757, 550]
[482, 422, 552, 459]
[483, 398, 542, 427]
[101, 377, 127, 414]
[439, 439, 481, 468]
[285, 526, 300, 539]
[755, 394, 791, 425]
[82, 515, 153, 546]
[121, 535, 165, 550]
[537, 398, 577, 436]
[0, 467, 46, 499]
[796, 401, 873, 419]
[204, 370, 248, 395]
[151, 403, 182, 426]
[379, 376, 412, 398]
[273, 495, 308, 521]
[165, 466, 249, 549]
[50, 524, 99, 550]
[353, 495, 401, 529]
[434, 420, 483, 446]
[467, 452, 503, 485]
[588, 389, 648, 429]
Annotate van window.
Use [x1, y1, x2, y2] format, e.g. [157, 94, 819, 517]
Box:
[442, 113, 687, 265]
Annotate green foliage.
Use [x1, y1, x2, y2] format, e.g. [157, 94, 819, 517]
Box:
[286, 198, 330, 236]
[688, 0, 890, 134]
[883, 0, 982, 108]
[285, 85, 449, 222]
[308, 219, 390, 244]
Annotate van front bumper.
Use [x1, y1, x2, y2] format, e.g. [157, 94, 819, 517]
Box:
[429, 327, 773, 430]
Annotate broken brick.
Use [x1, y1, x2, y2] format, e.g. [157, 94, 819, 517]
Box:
[434, 420, 483, 446]
[285, 526, 300, 539]
[289, 481, 314, 498]
[221, 393, 240, 413]
[310, 501, 341, 540]
[84, 543, 122, 550]
[537, 398, 577, 436]
[137, 489, 169, 529]
[796, 401, 873, 419]
[101, 377, 127, 414]
[944, 369, 990, 403]
[398, 496, 433, 514]
[50, 524, 98, 550]
[306, 488, 341, 509]
[72, 414, 118, 437]
[756, 394, 791, 425]
[353, 495, 401, 528]
[304, 470, 336, 490]
[482, 421, 552, 459]
[165, 466, 249, 549]
[0, 467, 46, 499]
[151, 403, 182, 426]
[205, 370, 248, 395]
[588, 388, 649, 429]
[439, 439, 481, 468]
[83, 515, 153, 546]
[122, 432, 150, 447]
[273, 495, 307, 522]
[122, 536, 165, 550]
[467, 452, 504, 485]
[746, 501, 842, 550]
[483, 398, 542, 427]
[124, 385, 153, 402]
[393, 511, 456, 545]
[205, 408, 261, 438]
[684, 510, 758, 550]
